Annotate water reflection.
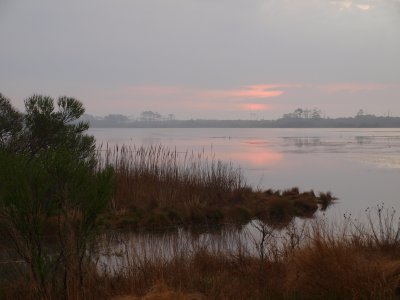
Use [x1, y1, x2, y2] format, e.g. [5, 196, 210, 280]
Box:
[96, 220, 304, 273]
[90, 128, 400, 216]
[229, 150, 283, 167]
[219, 139, 283, 168]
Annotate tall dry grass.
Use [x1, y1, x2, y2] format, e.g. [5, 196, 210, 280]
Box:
[284, 220, 400, 299]
[87, 210, 397, 299]
[3, 209, 400, 299]
[96, 145, 333, 229]
[97, 145, 245, 226]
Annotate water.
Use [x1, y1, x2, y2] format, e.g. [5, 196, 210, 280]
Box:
[90, 128, 400, 219]
[3, 128, 399, 272]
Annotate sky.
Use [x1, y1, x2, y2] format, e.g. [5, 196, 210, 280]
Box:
[1, 0, 399, 119]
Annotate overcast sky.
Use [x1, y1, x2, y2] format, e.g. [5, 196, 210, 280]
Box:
[1, 0, 399, 119]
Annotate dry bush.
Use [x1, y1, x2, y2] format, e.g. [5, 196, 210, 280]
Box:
[284, 220, 400, 300]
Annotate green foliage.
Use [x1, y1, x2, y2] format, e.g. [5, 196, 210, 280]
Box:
[0, 94, 113, 298]
[0, 93, 23, 151]
[0, 93, 96, 165]
[0, 148, 114, 298]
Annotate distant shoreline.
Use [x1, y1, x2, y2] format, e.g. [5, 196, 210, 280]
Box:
[79, 108, 400, 128]
[82, 114, 400, 129]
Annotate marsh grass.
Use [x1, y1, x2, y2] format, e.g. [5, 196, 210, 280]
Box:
[98, 144, 243, 206]
[96, 145, 333, 229]
[3, 208, 400, 299]
[98, 210, 400, 300]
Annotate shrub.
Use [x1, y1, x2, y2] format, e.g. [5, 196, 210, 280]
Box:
[0, 94, 112, 299]
[0, 93, 23, 152]
[0, 93, 96, 165]
[0, 148, 114, 299]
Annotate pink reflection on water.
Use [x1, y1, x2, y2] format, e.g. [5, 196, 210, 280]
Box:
[229, 150, 283, 167]
[217, 139, 283, 168]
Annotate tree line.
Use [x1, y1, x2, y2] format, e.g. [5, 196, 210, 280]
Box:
[80, 108, 400, 128]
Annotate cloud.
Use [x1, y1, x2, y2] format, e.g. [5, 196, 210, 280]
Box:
[317, 83, 391, 93]
[356, 4, 371, 10]
[202, 85, 286, 99]
[106, 84, 287, 104]
[330, 1, 373, 11]
[331, 1, 353, 10]
[241, 103, 271, 111]
[81, 83, 291, 117]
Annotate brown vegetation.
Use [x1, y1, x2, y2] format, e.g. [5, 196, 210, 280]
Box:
[3, 208, 400, 299]
[111, 283, 204, 300]
[97, 145, 333, 229]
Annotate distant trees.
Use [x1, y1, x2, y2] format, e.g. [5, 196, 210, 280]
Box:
[356, 109, 365, 117]
[282, 108, 322, 119]
[140, 110, 162, 121]
[311, 109, 322, 119]
[294, 108, 304, 118]
[73, 106, 400, 129]
[104, 114, 130, 123]
[79, 110, 177, 127]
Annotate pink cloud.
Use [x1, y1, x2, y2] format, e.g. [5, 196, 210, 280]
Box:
[102, 83, 300, 102]
[202, 84, 287, 99]
[95, 84, 288, 111]
[241, 103, 271, 111]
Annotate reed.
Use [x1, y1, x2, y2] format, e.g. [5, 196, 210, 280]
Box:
[96, 145, 332, 229]
[97, 210, 400, 300]
[3, 208, 400, 299]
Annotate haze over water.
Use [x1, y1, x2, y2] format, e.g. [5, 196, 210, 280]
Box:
[2, 1, 400, 119]
[91, 128, 400, 220]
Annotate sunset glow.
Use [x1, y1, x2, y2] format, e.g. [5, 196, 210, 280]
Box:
[77, 81, 399, 117]
[241, 103, 270, 111]
[228, 85, 284, 98]
[201, 85, 285, 100]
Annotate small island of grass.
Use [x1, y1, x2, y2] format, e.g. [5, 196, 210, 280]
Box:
[99, 145, 334, 230]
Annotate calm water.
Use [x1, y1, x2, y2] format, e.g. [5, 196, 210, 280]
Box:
[2, 128, 399, 269]
[90, 128, 400, 219]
